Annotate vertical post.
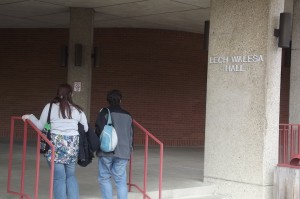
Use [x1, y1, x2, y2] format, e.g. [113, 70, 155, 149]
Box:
[159, 145, 163, 199]
[143, 135, 148, 199]
[20, 121, 28, 197]
[49, 145, 55, 199]
[7, 117, 15, 192]
[291, 125, 295, 159]
[298, 125, 300, 154]
[128, 153, 133, 192]
[34, 135, 41, 199]
[278, 127, 281, 164]
[284, 126, 288, 164]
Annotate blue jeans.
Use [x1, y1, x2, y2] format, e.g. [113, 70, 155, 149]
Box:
[48, 161, 79, 199]
[98, 157, 128, 199]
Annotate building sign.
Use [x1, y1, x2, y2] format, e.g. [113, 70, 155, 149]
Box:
[209, 54, 264, 72]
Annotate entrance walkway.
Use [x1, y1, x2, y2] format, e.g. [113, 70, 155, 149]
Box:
[0, 139, 220, 199]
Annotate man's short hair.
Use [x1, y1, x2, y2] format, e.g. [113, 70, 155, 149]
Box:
[107, 89, 122, 106]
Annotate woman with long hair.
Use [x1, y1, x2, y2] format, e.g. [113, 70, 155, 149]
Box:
[22, 83, 88, 199]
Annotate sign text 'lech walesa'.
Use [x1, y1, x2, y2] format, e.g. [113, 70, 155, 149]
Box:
[209, 55, 264, 72]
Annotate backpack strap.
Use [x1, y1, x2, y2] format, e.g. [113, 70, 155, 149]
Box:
[44, 103, 53, 131]
[47, 103, 53, 123]
[105, 108, 112, 125]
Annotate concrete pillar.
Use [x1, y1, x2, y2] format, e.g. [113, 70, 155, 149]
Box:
[284, 0, 294, 13]
[274, 167, 300, 199]
[68, 8, 94, 120]
[289, 0, 300, 123]
[204, 0, 283, 199]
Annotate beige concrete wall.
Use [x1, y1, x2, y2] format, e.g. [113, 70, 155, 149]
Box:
[289, 0, 300, 124]
[204, 0, 283, 198]
[274, 166, 300, 199]
[68, 8, 94, 120]
[285, 0, 294, 12]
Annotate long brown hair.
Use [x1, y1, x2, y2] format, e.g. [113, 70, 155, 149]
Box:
[51, 83, 83, 119]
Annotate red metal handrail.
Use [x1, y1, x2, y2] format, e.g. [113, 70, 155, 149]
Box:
[7, 116, 55, 199]
[128, 119, 164, 199]
[7, 117, 163, 199]
[278, 123, 300, 168]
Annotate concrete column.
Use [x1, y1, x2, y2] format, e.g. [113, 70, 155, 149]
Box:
[289, 0, 300, 123]
[204, 0, 283, 199]
[274, 167, 300, 199]
[68, 8, 94, 120]
[284, 0, 293, 13]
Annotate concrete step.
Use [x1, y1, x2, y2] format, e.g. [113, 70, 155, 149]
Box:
[0, 192, 26, 199]
[0, 192, 51, 199]
[1, 187, 225, 199]
[125, 195, 225, 199]
[127, 183, 218, 199]
[173, 195, 225, 199]
[176, 195, 225, 199]
[2, 183, 220, 199]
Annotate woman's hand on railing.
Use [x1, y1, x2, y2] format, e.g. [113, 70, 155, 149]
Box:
[21, 114, 31, 121]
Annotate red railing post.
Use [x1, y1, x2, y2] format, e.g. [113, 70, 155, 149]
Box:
[159, 144, 163, 199]
[284, 125, 288, 163]
[7, 117, 55, 199]
[20, 121, 28, 198]
[291, 125, 294, 160]
[298, 125, 300, 155]
[26, 120, 55, 199]
[129, 120, 163, 199]
[278, 123, 300, 168]
[7, 116, 16, 193]
[128, 153, 133, 192]
[49, 145, 55, 199]
[7, 117, 31, 199]
[143, 134, 149, 199]
[279, 127, 283, 164]
[34, 135, 41, 199]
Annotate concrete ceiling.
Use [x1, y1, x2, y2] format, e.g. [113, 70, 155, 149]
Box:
[0, 0, 210, 33]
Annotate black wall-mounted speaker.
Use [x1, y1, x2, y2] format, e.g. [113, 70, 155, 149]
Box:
[274, 12, 292, 48]
[204, 20, 210, 51]
[60, 46, 68, 67]
[75, 44, 82, 66]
